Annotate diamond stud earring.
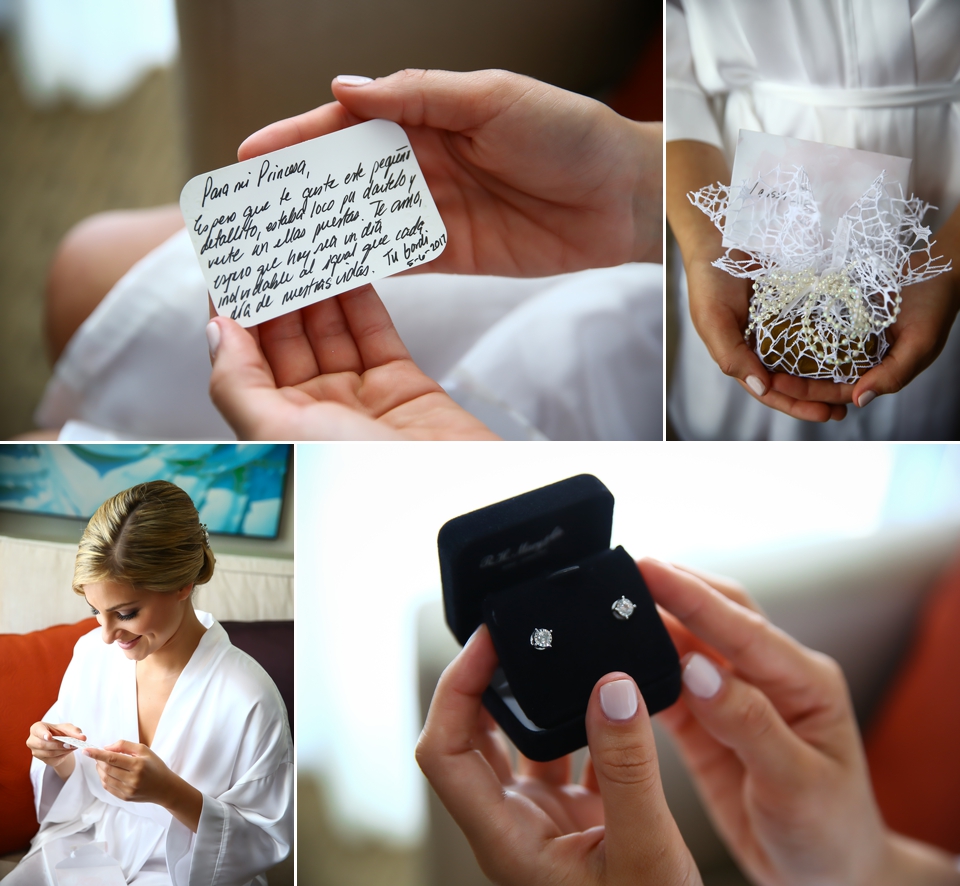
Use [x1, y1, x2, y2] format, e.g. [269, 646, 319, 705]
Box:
[611, 596, 636, 621]
[530, 628, 553, 650]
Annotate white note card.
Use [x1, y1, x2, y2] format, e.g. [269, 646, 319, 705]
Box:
[180, 119, 447, 327]
[723, 130, 912, 250]
[57, 736, 95, 750]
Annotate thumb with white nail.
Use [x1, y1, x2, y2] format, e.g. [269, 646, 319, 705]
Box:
[585, 674, 702, 886]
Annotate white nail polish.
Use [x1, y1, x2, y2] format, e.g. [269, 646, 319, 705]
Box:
[600, 679, 638, 721]
[745, 375, 766, 397]
[335, 75, 373, 86]
[683, 654, 722, 699]
[857, 390, 877, 408]
[205, 321, 221, 359]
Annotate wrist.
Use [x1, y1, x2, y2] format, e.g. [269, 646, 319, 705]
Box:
[668, 206, 725, 271]
[627, 120, 664, 264]
[945, 266, 960, 316]
[872, 831, 960, 886]
[50, 754, 76, 781]
[931, 207, 960, 314]
[159, 771, 204, 834]
[665, 139, 733, 268]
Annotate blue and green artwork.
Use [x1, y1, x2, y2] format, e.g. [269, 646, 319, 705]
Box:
[0, 444, 290, 538]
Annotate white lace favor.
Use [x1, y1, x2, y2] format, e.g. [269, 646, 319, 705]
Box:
[689, 165, 950, 382]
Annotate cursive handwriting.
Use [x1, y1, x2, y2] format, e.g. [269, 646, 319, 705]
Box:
[188, 124, 445, 325]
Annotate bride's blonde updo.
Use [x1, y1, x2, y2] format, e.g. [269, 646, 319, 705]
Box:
[72, 480, 216, 595]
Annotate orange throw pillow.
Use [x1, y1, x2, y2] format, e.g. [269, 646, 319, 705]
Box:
[865, 550, 960, 853]
[0, 618, 97, 855]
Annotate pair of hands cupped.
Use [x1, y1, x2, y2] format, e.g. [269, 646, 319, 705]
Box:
[205, 68, 663, 439]
[417, 558, 910, 886]
[27, 725, 177, 806]
[686, 248, 960, 423]
[669, 137, 960, 425]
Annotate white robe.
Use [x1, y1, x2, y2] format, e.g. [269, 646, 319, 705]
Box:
[23, 612, 292, 886]
[666, 0, 960, 440]
[34, 230, 664, 442]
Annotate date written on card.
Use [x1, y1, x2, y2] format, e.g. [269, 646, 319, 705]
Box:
[180, 119, 447, 327]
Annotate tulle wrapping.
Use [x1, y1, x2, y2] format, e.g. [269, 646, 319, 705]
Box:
[690, 166, 951, 382]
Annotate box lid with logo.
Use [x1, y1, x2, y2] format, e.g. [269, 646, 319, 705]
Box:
[437, 475, 680, 761]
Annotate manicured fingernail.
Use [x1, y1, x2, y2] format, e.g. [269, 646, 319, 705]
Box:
[857, 390, 877, 408]
[205, 320, 221, 360]
[600, 679, 638, 721]
[683, 653, 722, 699]
[745, 375, 766, 397]
[335, 75, 373, 86]
[44, 733, 51, 741]
[464, 623, 487, 648]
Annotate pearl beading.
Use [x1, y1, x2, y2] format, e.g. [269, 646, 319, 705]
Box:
[689, 166, 949, 382]
[745, 266, 898, 376]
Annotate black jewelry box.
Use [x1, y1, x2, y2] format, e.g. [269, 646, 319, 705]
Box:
[438, 474, 681, 761]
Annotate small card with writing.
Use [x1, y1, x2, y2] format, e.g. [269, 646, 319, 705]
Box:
[722, 130, 912, 251]
[57, 736, 96, 750]
[180, 119, 447, 327]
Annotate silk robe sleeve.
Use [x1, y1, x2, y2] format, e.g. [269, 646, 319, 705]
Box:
[28, 620, 291, 886]
[29, 633, 101, 828]
[163, 647, 294, 886]
[665, 0, 724, 147]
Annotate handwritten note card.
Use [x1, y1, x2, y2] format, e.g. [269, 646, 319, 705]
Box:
[723, 130, 912, 251]
[180, 119, 447, 327]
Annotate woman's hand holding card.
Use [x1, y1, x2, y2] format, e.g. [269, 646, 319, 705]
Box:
[239, 68, 662, 276]
[27, 722, 87, 780]
[206, 284, 499, 441]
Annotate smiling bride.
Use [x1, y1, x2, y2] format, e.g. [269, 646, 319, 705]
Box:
[12, 480, 292, 886]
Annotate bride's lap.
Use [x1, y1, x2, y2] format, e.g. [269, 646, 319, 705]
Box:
[45, 205, 184, 363]
[2, 849, 48, 884]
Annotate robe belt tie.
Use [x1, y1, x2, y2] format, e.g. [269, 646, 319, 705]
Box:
[747, 79, 960, 109]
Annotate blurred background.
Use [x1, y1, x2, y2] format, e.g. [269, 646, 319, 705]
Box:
[0, 0, 660, 440]
[297, 442, 960, 885]
[0, 442, 289, 536]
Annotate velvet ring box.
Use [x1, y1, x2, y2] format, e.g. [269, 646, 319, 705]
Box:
[438, 474, 681, 762]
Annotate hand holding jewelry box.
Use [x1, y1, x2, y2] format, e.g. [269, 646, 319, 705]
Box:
[437, 474, 681, 762]
[416, 622, 700, 886]
[419, 552, 960, 885]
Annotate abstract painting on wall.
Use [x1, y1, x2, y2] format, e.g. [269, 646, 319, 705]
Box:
[0, 444, 290, 538]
